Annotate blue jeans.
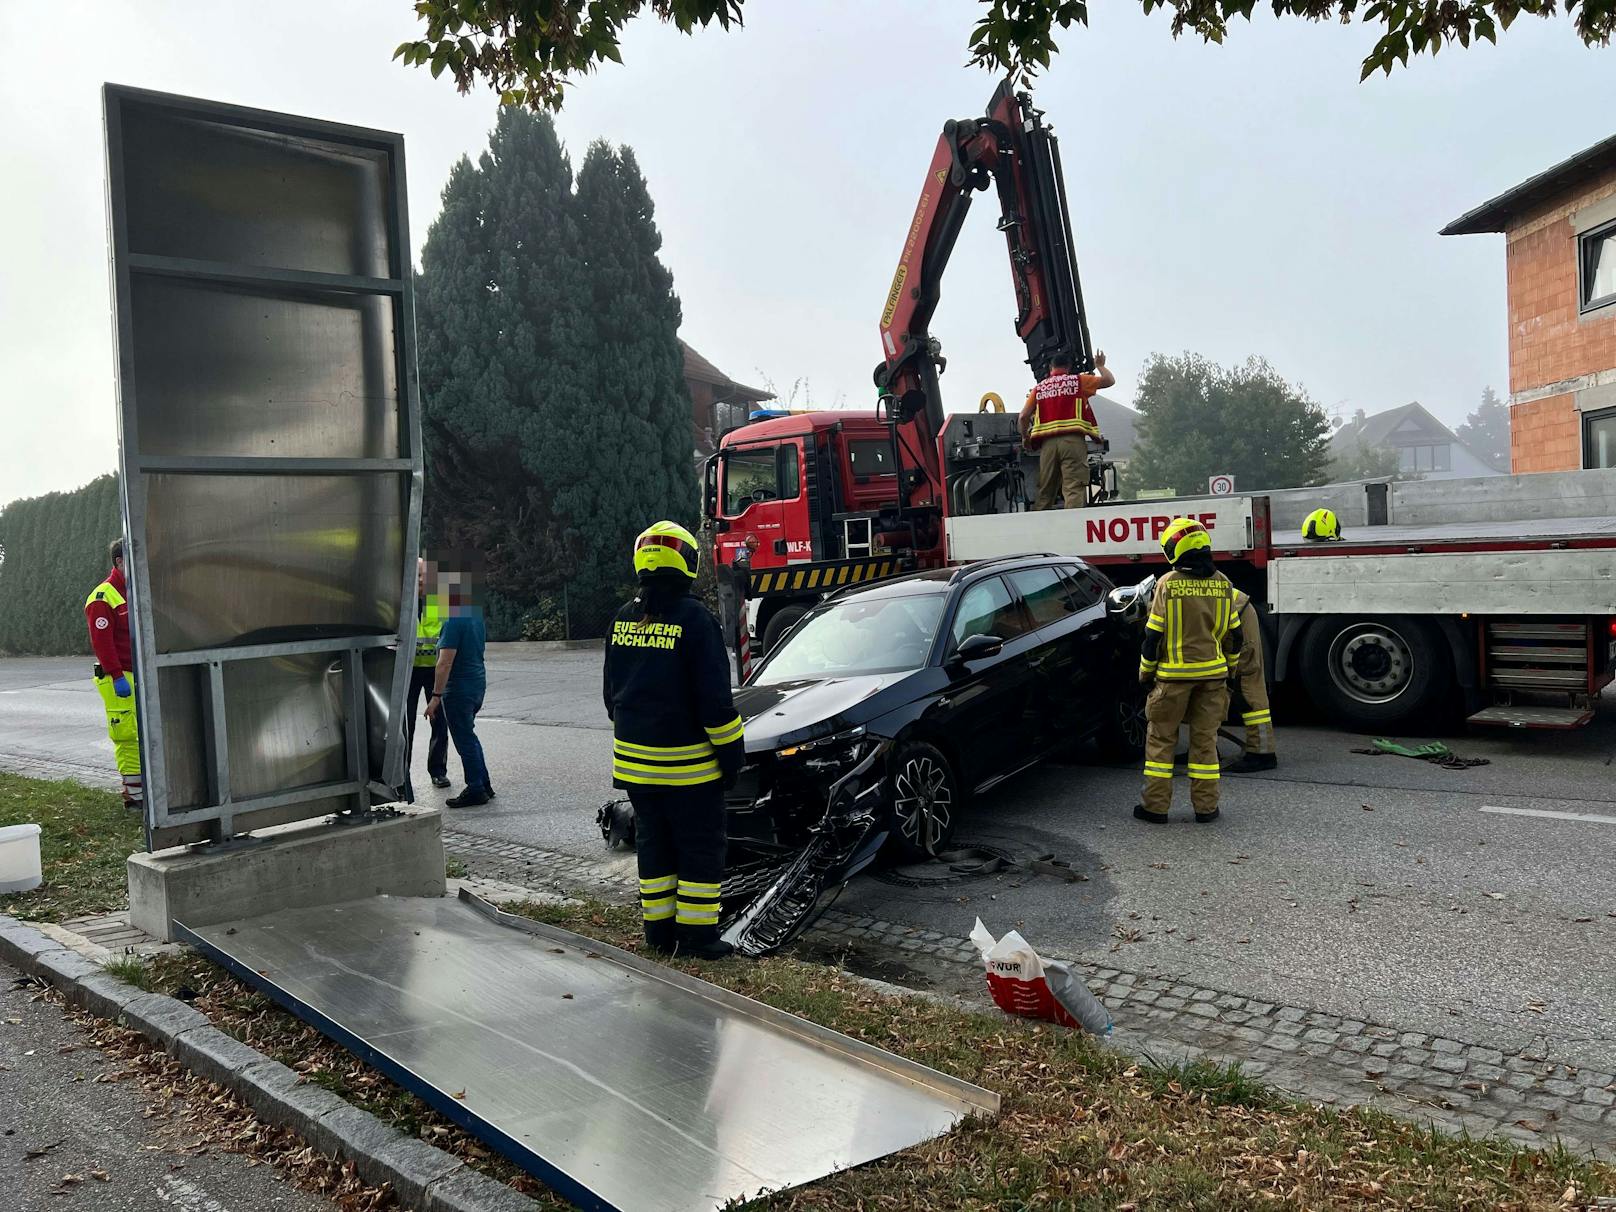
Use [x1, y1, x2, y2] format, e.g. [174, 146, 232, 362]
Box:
[442, 688, 491, 794]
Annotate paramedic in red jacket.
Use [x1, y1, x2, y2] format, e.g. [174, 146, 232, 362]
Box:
[85, 539, 141, 810]
[1017, 350, 1115, 510]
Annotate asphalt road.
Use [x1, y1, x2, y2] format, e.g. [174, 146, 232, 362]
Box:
[0, 957, 334, 1212]
[4, 648, 1615, 1071]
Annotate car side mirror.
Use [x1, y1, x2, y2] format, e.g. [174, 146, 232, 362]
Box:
[948, 633, 1004, 668]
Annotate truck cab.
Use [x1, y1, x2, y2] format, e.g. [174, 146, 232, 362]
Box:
[706, 411, 911, 647]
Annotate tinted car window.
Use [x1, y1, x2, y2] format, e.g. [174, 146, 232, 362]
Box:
[1008, 566, 1071, 628]
[950, 576, 1026, 648]
[1058, 564, 1107, 609]
[756, 593, 945, 684]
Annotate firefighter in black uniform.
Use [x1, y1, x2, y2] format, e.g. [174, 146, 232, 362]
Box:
[604, 521, 745, 960]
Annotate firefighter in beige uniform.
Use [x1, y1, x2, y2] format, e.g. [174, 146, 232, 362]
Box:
[1135, 518, 1242, 823]
[1223, 587, 1277, 773]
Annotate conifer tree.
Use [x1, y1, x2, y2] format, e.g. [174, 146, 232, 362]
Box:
[417, 109, 590, 622]
[566, 140, 697, 619]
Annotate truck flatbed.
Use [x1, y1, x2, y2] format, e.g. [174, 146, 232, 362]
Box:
[1278, 513, 1616, 554]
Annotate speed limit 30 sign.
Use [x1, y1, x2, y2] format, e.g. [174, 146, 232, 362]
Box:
[1208, 474, 1236, 496]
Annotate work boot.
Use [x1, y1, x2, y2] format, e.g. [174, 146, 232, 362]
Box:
[1194, 808, 1221, 824]
[446, 788, 491, 808]
[1223, 752, 1277, 774]
[1132, 804, 1169, 825]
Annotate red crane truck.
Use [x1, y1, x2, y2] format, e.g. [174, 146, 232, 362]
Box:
[703, 84, 1616, 733]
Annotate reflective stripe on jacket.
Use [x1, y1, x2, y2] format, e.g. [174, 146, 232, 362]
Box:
[1027, 372, 1101, 441]
[602, 592, 744, 789]
[1140, 570, 1241, 681]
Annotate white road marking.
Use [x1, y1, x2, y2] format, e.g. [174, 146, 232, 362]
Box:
[1481, 805, 1616, 826]
[157, 1175, 231, 1211]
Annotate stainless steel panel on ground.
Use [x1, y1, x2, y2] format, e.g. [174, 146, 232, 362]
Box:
[142, 473, 402, 654]
[120, 104, 393, 278]
[182, 893, 996, 1212]
[131, 278, 400, 460]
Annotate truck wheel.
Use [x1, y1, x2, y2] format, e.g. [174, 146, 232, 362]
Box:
[885, 740, 960, 862]
[760, 604, 810, 652]
[1300, 615, 1450, 731]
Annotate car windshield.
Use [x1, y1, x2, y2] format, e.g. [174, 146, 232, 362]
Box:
[755, 592, 946, 684]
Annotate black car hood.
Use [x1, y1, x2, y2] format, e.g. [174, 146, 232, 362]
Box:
[735, 670, 922, 751]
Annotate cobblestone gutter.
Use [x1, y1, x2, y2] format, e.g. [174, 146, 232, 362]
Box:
[444, 829, 1616, 1159]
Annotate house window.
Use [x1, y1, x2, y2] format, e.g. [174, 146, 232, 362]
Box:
[1581, 220, 1616, 314]
[1397, 444, 1451, 473]
[1584, 409, 1616, 469]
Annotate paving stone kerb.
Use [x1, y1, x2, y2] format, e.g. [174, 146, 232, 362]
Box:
[445, 829, 1616, 1160]
[0, 913, 542, 1212]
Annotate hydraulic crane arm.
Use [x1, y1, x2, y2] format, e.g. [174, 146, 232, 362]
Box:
[874, 79, 1095, 521]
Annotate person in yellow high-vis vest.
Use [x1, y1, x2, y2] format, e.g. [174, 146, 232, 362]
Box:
[1136, 519, 1243, 824]
[406, 557, 450, 795]
[1224, 588, 1278, 773]
[84, 539, 141, 810]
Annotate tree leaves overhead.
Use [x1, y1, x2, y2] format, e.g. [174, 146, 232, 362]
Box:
[396, 0, 743, 111]
[416, 108, 695, 634]
[399, 0, 1613, 110]
[1127, 352, 1332, 494]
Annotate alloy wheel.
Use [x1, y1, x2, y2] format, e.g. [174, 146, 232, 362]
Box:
[893, 754, 954, 857]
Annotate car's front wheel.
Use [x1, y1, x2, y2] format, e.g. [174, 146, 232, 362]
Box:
[886, 740, 959, 861]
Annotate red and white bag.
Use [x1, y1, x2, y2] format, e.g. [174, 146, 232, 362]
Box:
[970, 919, 1113, 1036]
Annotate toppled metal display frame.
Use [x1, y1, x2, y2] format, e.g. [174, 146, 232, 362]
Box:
[178, 890, 998, 1212]
[102, 85, 423, 848]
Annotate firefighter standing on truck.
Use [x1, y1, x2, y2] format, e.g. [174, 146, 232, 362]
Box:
[1136, 518, 1243, 824]
[1017, 350, 1116, 510]
[1224, 588, 1277, 773]
[604, 521, 745, 960]
[85, 539, 141, 811]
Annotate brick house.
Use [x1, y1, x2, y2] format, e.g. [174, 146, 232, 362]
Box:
[1443, 134, 1616, 473]
[682, 340, 773, 457]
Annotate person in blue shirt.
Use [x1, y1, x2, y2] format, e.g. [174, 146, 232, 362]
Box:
[424, 562, 493, 808]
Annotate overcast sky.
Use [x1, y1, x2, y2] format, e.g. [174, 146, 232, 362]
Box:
[2, 1, 1612, 503]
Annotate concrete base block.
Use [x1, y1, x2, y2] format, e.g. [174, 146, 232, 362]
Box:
[128, 807, 446, 941]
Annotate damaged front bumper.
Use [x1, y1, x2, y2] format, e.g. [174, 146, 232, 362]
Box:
[721, 735, 893, 956]
[596, 734, 895, 957]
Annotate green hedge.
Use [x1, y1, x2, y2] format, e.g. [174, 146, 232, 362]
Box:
[0, 475, 122, 656]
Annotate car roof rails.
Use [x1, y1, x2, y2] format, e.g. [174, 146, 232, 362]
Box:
[948, 552, 1064, 582]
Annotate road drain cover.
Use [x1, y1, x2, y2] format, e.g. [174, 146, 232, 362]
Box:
[875, 843, 1018, 887]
